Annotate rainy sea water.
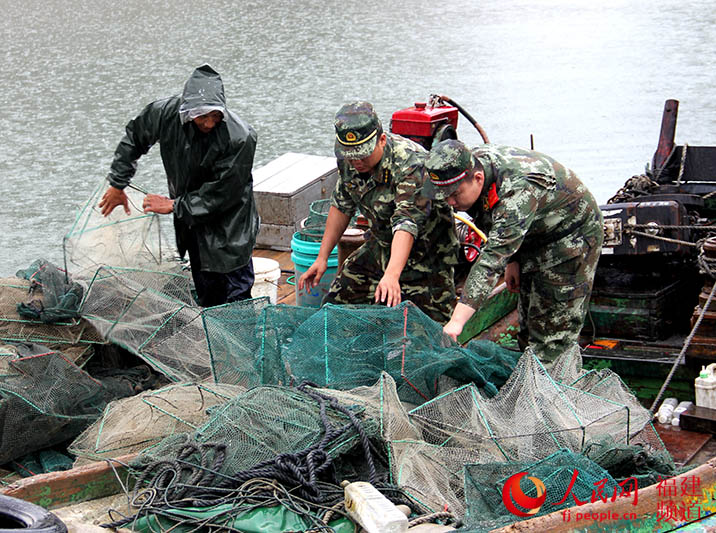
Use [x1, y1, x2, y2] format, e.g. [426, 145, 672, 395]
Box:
[1, 0, 715, 276]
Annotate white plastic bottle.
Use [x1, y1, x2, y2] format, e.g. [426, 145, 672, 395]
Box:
[695, 364, 716, 409]
[656, 398, 679, 424]
[671, 401, 694, 427]
[343, 481, 409, 533]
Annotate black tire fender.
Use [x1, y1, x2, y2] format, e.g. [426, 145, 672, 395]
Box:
[0, 495, 67, 533]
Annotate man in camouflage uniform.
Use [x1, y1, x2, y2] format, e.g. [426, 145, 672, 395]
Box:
[423, 140, 603, 361]
[298, 101, 458, 323]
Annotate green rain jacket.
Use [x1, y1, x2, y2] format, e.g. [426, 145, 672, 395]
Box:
[107, 65, 259, 273]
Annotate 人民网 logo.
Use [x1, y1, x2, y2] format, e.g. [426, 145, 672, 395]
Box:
[502, 472, 547, 517]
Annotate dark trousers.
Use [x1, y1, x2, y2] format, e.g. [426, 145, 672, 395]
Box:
[185, 234, 254, 308]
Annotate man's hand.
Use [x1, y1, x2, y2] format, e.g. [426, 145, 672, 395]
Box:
[298, 258, 328, 291]
[505, 261, 520, 293]
[375, 272, 401, 307]
[443, 319, 464, 342]
[442, 302, 477, 343]
[143, 194, 174, 214]
[99, 186, 130, 216]
[376, 230, 413, 307]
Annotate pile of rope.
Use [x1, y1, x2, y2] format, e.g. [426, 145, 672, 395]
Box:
[108, 477, 352, 532]
[104, 383, 435, 531]
[607, 174, 661, 204]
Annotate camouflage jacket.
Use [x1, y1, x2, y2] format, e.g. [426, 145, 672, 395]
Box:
[332, 133, 458, 267]
[462, 144, 603, 309]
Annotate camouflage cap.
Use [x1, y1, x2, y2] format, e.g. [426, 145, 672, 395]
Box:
[423, 139, 475, 200]
[334, 101, 382, 160]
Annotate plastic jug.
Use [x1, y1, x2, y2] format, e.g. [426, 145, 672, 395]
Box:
[656, 398, 679, 424]
[671, 401, 694, 427]
[695, 364, 716, 409]
[343, 481, 408, 533]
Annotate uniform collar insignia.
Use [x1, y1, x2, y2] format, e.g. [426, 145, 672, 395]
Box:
[483, 183, 499, 211]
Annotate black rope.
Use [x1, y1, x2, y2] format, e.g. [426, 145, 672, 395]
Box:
[104, 478, 352, 531]
[106, 383, 385, 529]
[296, 382, 378, 484]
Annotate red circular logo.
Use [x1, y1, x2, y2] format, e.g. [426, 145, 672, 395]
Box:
[501, 472, 547, 517]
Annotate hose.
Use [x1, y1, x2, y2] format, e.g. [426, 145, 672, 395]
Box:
[434, 95, 490, 144]
[453, 213, 488, 243]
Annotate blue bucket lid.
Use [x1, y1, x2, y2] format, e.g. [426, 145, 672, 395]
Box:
[291, 232, 338, 257]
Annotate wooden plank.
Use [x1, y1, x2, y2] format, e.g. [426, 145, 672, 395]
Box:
[1, 454, 136, 510]
[458, 283, 518, 344]
[254, 248, 293, 271]
[277, 276, 297, 305]
[476, 308, 519, 345]
[655, 422, 712, 466]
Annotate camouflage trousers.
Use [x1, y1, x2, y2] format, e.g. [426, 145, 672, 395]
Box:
[516, 236, 602, 363]
[323, 240, 456, 323]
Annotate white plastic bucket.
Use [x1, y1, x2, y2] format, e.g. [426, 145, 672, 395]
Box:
[251, 257, 281, 304]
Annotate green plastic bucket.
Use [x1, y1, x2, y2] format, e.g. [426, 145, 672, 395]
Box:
[291, 232, 338, 307]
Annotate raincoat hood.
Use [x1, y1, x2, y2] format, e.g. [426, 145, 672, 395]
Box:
[178, 64, 227, 124]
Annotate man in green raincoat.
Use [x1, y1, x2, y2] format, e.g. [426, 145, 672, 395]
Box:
[99, 64, 259, 307]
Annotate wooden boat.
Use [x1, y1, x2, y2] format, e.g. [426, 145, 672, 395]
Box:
[2, 98, 715, 532]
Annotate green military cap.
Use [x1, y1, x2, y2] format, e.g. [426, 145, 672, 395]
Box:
[423, 139, 475, 200]
[334, 101, 382, 160]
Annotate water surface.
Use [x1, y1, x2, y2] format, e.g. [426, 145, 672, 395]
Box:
[2, 0, 715, 275]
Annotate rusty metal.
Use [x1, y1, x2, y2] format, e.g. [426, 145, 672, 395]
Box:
[653, 99, 679, 172]
[337, 228, 366, 274]
[688, 254, 716, 357]
[601, 200, 691, 255]
[699, 283, 716, 312]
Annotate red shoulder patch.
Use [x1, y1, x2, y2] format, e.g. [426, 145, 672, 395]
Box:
[484, 183, 499, 210]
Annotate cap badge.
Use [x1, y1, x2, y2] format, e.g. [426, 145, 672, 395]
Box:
[345, 131, 357, 142]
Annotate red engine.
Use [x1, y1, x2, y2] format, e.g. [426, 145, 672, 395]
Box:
[390, 96, 490, 264]
[390, 102, 459, 150]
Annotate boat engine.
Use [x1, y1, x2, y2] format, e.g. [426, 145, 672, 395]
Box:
[390, 100, 459, 150]
[390, 94, 490, 150]
[390, 96, 491, 269]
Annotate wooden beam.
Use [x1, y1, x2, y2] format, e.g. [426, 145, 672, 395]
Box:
[458, 283, 518, 344]
[1, 455, 136, 510]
